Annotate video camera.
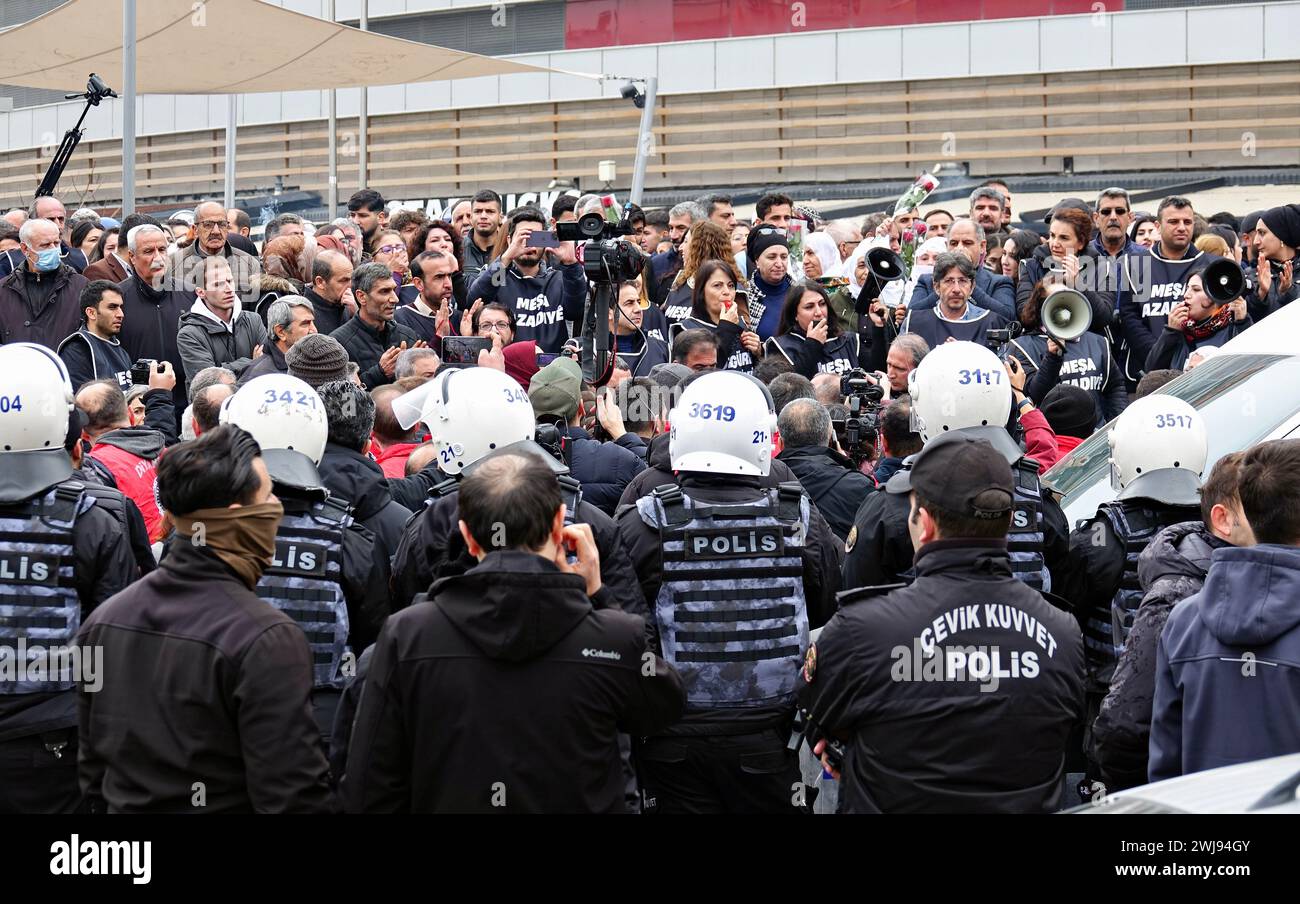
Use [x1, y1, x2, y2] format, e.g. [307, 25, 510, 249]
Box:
[564, 207, 651, 388]
[832, 369, 886, 469]
[534, 422, 571, 468]
[984, 321, 1023, 353]
[556, 212, 646, 283]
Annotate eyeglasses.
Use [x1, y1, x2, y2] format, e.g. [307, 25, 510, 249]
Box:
[198, 220, 227, 231]
[1098, 208, 1129, 217]
[938, 276, 973, 287]
[479, 321, 511, 332]
[377, 244, 405, 255]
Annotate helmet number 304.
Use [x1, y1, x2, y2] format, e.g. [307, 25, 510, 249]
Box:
[687, 403, 736, 421]
[0, 395, 22, 413]
[957, 369, 1002, 386]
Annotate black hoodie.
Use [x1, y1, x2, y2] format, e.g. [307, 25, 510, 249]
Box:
[317, 442, 414, 606]
[1090, 521, 1227, 791]
[389, 476, 642, 615]
[343, 551, 684, 813]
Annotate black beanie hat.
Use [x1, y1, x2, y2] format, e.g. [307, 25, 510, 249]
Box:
[1260, 203, 1300, 250]
[1240, 210, 1265, 234]
[1040, 384, 1097, 439]
[748, 225, 789, 263]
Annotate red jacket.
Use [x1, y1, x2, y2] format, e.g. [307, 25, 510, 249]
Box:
[1020, 407, 1062, 473]
[90, 432, 165, 541]
[1054, 434, 1084, 459]
[375, 442, 421, 479]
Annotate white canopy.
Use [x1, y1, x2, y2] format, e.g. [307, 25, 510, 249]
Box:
[0, 0, 557, 94]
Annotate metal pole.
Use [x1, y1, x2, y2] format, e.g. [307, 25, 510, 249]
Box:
[224, 94, 237, 210]
[358, 0, 368, 191]
[327, 0, 338, 216]
[121, 0, 137, 214]
[629, 76, 657, 206]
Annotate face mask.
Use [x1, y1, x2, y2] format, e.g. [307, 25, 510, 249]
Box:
[171, 500, 284, 588]
[912, 264, 933, 280]
[34, 247, 61, 272]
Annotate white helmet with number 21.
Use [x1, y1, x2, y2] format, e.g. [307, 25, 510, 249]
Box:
[669, 371, 776, 476]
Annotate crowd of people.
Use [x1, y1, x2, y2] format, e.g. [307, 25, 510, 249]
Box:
[0, 178, 1297, 815]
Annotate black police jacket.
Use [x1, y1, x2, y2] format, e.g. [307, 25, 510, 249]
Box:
[775, 444, 874, 543]
[841, 485, 914, 591]
[841, 442, 1071, 593]
[614, 471, 843, 735]
[616, 432, 809, 510]
[389, 480, 643, 615]
[277, 492, 388, 653]
[0, 481, 138, 741]
[799, 540, 1085, 814]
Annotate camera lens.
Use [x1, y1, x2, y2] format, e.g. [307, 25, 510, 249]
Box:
[578, 212, 606, 240]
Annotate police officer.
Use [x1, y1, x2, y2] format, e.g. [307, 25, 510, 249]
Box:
[615, 370, 842, 814]
[219, 373, 386, 749]
[798, 433, 1084, 813]
[1056, 394, 1207, 791]
[389, 366, 642, 613]
[842, 341, 1069, 593]
[0, 343, 137, 813]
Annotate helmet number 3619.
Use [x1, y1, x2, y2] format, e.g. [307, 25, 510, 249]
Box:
[687, 403, 735, 421]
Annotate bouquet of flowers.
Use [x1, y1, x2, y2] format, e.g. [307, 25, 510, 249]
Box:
[899, 220, 928, 271]
[894, 167, 941, 216]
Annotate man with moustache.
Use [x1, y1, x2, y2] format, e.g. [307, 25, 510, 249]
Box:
[115, 224, 193, 418]
[330, 263, 425, 389]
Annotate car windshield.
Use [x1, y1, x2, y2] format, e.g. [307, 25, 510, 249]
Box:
[1045, 353, 1295, 523]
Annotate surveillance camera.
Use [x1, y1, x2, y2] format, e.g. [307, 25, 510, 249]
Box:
[620, 82, 645, 109]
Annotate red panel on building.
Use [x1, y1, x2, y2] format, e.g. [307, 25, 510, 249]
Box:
[566, 0, 620, 48]
[982, 0, 1057, 21]
[727, 0, 789, 38]
[564, 0, 1129, 50]
[616, 0, 675, 44]
[859, 0, 920, 28]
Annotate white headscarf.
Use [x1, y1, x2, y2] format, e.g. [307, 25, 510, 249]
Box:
[803, 231, 840, 279]
[840, 235, 889, 292]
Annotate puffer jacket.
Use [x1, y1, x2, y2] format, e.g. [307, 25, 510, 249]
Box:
[1090, 521, 1227, 791]
[558, 425, 646, 517]
[175, 297, 267, 394]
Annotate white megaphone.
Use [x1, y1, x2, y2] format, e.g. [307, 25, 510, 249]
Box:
[1041, 288, 1093, 342]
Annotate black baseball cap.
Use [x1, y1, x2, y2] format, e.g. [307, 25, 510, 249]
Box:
[886, 432, 1014, 520]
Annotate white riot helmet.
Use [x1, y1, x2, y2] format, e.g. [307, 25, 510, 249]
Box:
[669, 371, 776, 476]
[1107, 394, 1207, 505]
[908, 340, 1019, 462]
[220, 374, 329, 491]
[0, 343, 76, 502]
[394, 367, 535, 476]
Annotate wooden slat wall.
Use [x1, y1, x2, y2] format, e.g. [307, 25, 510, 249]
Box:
[2, 61, 1296, 210]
